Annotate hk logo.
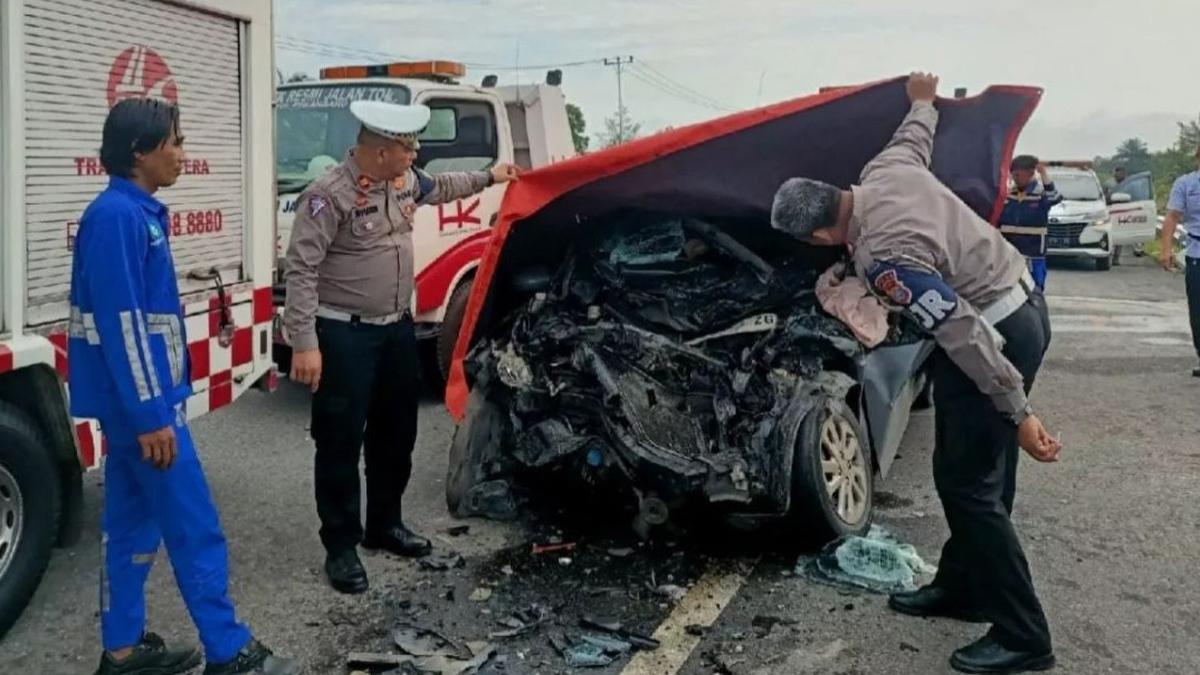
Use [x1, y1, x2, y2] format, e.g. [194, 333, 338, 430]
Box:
[107, 46, 178, 108]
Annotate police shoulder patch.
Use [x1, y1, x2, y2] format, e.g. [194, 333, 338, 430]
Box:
[308, 194, 328, 218]
[866, 260, 958, 331]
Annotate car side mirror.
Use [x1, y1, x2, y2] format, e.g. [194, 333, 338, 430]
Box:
[1109, 192, 1132, 204]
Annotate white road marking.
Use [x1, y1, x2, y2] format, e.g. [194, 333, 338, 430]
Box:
[1046, 296, 1191, 335]
[621, 558, 756, 675]
[1139, 336, 1192, 346]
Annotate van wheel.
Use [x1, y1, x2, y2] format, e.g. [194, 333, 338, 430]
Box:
[785, 399, 873, 546]
[1132, 243, 1146, 257]
[0, 402, 60, 639]
[436, 280, 474, 386]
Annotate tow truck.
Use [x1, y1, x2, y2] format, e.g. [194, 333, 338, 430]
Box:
[273, 61, 576, 382]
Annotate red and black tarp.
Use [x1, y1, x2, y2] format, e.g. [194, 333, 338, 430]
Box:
[446, 76, 1041, 419]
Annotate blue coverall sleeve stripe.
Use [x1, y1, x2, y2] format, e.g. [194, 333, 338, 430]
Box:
[118, 310, 154, 402]
[133, 308, 163, 398]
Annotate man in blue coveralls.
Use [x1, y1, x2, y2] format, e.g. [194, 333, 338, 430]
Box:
[68, 98, 298, 675]
[999, 155, 1061, 291]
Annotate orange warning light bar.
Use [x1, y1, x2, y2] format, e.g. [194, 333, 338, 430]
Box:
[320, 61, 466, 81]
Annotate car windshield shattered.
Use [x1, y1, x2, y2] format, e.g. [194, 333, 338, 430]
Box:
[449, 211, 928, 542]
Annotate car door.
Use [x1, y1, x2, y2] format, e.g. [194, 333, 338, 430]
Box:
[858, 339, 937, 477]
[1108, 171, 1156, 247]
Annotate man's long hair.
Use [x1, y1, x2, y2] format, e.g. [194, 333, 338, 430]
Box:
[100, 98, 181, 178]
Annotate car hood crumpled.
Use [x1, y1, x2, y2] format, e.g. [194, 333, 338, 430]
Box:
[446, 76, 1043, 420]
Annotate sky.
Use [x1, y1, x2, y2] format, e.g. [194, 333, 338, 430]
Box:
[274, 0, 1200, 159]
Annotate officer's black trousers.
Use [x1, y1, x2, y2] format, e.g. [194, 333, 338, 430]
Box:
[1186, 256, 1200, 360]
[929, 292, 1053, 653]
[311, 316, 420, 555]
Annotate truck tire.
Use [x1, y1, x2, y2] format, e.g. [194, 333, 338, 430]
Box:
[0, 402, 60, 639]
[786, 399, 873, 545]
[436, 280, 474, 386]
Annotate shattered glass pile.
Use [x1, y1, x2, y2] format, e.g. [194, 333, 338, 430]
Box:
[466, 214, 923, 513]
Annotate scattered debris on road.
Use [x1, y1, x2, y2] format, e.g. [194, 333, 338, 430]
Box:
[419, 551, 467, 572]
[795, 525, 936, 593]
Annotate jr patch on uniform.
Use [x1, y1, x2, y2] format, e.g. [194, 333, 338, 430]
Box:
[309, 194, 328, 218]
[867, 261, 958, 331]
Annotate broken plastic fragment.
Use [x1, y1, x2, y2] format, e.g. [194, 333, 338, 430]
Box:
[496, 343, 533, 389]
[393, 624, 474, 660]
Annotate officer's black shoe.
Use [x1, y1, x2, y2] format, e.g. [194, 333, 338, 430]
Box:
[94, 632, 202, 675]
[363, 524, 432, 558]
[950, 635, 1055, 673]
[888, 585, 987, 623]
[324, 548, 368, 594]
[203, 639, 299, 675]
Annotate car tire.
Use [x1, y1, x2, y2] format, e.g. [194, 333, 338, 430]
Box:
[434, 280, 474, 391]
[1132, 243, 1146, 258]
[0, 402, 60, 639]
[786, 399, 873, 544]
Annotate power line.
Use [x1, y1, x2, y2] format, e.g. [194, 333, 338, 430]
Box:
[629, 65, 730, 111]
[277, 34, 604, 71]
[636, 61, 730, 110]
[627, 65, 735, 113]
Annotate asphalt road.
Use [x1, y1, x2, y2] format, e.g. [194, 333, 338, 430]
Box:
[2, 256, 1197, 675]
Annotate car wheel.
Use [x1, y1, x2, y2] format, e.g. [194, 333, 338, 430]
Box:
[434, 280, 474, 391]
[1132, 242, 1146, 257]
[787, 399, 873, 543]
[0, 402, 60, 639]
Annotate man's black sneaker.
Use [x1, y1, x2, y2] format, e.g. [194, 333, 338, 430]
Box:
[203, 640, 299, 675]
[94, 632, 202, 675]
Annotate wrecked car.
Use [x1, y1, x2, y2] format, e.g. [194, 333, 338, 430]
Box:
[443, 78, 1042, 542]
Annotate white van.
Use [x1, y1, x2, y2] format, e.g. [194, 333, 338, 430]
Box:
[1044, 164, 1157, 270]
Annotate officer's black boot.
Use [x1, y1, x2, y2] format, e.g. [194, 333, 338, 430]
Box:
[889, 584, 986, 623]
[324, 548, 369, 594]
[363, 523, 432, 558]
[950, 635, 1055, 673]
[94, 632, 202, 675]
[203, 639, 299, 675]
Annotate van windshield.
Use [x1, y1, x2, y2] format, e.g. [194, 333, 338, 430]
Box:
[275, 84, 411, 193]
[1049, 173, 1103, 201]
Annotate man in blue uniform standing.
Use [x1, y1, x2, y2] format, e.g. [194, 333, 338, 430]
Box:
[69, 98, 298, 675]
[1160, 145, 1200, 377]
[999, 156, 1061, 291]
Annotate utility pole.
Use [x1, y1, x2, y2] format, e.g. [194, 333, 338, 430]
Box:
[603, 56, 634, 143]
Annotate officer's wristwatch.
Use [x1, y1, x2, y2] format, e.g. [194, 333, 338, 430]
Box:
[486, 171, 496, 187]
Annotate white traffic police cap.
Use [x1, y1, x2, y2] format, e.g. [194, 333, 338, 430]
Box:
[349, 100, 431, 144]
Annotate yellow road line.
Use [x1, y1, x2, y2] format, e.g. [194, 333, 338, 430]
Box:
[621, 558, 757, 675]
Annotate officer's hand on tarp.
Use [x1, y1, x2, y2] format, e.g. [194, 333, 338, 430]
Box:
[491, 163, 522, 184]
[1018, 415, 1062, 463]
[138, 426, 178, 470]
[906, 72, 939, 104]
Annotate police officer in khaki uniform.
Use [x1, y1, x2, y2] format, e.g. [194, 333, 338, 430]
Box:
[770, 74, 1063, 675]
[284, 101, 519, 594]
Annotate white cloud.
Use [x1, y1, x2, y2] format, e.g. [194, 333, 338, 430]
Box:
[275, 0, 1200, 157]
